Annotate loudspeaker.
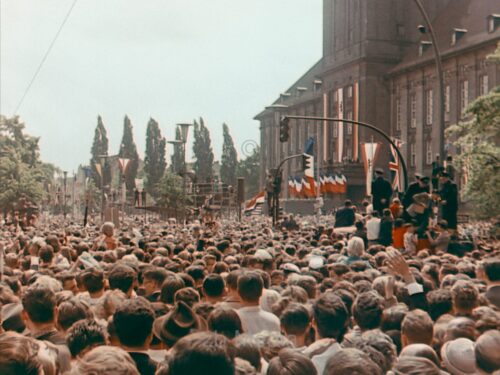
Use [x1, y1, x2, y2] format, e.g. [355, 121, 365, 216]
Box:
[237, 178, 245, 202]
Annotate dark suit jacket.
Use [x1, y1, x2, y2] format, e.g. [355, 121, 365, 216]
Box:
[129, 352, 158, 375]
[372, 177, 393, 212]
[334, 207, 355, 228]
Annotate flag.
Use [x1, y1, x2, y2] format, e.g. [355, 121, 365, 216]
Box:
[94, 163, 102, 178]
[244, 191, 265, 213]
[326, 173, 336, 194]
[389, 139, 404, 192]
[337, 87, 344, 162]
[294, 177, 303, 198]
[304, 137, 317, 198]
[361, 142, 381, 196]
[288, 178, 296, 198]
[320, 174, 326, 194]
[118, 158, 131, 175]
[353, 81, 360, 160]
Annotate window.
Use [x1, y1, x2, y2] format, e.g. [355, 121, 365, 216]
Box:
[410, 142, 416, 167]
[445, 85, 451, 113]
[479, 75, 489, 96]
[346, 147, 352, 160]
[426, 89, 433, 125]
[347, 85, 353, 98]
[333, 90, 338, 102]
[460, 80, 469, 114]
[346, 111, 353, 134]
[426, 141, 432, 165]
[396, 97, 402, 131]
[410, 94, 417, 128]
[333, 124, 338, 138]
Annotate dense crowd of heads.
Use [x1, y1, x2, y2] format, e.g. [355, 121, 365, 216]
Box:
[0, 213, 498, 375]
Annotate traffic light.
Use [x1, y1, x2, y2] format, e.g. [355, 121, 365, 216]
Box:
[302, 153, 312, 171]
[279, 116, 290, 142]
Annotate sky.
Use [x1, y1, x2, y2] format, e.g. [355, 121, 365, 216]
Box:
[0, 0, 322, 172]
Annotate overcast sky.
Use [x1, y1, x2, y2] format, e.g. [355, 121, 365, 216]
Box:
[1, 0, 321, 171]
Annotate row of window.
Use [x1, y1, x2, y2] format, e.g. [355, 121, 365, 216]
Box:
[395, 75, 489, 130]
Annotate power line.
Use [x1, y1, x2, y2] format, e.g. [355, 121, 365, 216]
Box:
[13, 0, 78, 115]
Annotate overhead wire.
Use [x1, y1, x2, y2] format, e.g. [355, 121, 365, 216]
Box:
[13, 0, 79, 115]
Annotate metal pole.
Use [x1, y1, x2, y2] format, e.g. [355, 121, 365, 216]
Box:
[413, 0, 446, 161]
[284, 115, 409, 192]
[63, 171, 67, 220]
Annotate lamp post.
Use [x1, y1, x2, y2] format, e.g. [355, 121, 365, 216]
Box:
[63, 171, 68, 220]
[414, 0, 446, 161]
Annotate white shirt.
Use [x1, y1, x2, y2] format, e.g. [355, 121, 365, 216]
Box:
[366, 217, 381, 240]
[306, 340, 341, 375]
[237, 306, 280, 335]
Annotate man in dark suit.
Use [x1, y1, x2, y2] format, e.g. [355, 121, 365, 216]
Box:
[334, 200, 355, 228]
[114, 299, 158, 375]
[372, 169, 393, 215]
[439, 172, 458, 230]
[402, 175, 431, 221]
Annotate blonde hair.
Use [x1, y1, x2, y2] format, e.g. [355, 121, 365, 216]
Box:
[347, 237, 365, 257]
[69, 346, 139, 375]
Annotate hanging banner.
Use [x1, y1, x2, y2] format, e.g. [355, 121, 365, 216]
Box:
[353, 81, 359, 160]
[94, 163, 102, 178]
[118, 158, 131, 175]
[323, 92, 328, 162]
[361, 142, 381, 196]
[337, 87, 344, 163]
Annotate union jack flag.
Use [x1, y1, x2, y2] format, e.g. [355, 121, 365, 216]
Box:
[389, 139, 404, 192]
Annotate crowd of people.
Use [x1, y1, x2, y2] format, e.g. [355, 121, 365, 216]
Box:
[0, 176, 499, 374]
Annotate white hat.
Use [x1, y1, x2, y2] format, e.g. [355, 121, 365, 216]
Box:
[309, 256, 325, 270]
[441, 338, 478, 375]
[254, 249, 273, 261]
[282, 263, 301, 274]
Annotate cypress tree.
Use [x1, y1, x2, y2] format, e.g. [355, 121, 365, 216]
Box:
[220, 123, 238, 186]
[192, 117, 214, 182]
[118, 115, 139, 192]
[170, 127, 184, 174]
[144, 118, 166, 195]
[90, 116, 110, 188]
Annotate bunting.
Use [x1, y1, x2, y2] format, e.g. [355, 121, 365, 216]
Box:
[361, 142, 381, 196]
[118, 158, 131, 175]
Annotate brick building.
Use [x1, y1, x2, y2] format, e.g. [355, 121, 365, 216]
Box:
[254, 0, 500, 207]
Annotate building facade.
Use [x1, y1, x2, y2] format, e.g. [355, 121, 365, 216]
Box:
[255, 0, 500, 204]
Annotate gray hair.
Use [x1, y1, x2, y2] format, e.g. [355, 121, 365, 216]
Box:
[347, 237, 365, 257]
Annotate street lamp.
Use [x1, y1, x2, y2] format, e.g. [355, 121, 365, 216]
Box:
[63, 171, 68, 220]
[414, 0, 446, 162]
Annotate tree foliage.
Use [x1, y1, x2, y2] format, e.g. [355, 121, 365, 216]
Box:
[447, 44, 500, 219]
[118, 116, 139, 192]
[237, 145, 261, 199]
[155, 172, 190, 213]
[192, 117, 214, 182]
[144, 118, 166, 196]
[0, 115, 55, 213]
[220, 123, 238, 186]
[170, 127, 184, 175]
[90, 116, 111, 188]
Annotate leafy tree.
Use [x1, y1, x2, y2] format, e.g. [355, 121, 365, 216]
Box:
[220, 123, 238, 186]
[144, 118, 166, 196]
[90, 116, 111, 188]
[237, 145, 261, 199]
[170, 127, 184, 174]
[0, 115, 55, 214]
[118, 115, 139, 192]
[446, 43, 500, 220]
[155, 172, 190, 215]
[192, 117, 214, 182]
